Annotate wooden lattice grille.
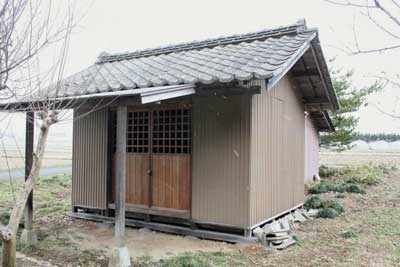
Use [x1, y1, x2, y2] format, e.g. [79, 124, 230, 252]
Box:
[127, 111, 149, 153]
[152, 108, 191, 154]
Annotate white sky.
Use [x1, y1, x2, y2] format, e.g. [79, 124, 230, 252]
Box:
[2, 0, 400, 139]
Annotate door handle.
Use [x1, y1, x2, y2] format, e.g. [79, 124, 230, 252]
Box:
[147, 169, 152, 175]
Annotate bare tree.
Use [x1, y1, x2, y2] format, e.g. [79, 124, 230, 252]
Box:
[324, 0, 400, 119]
[0, 1, 77, 266]
[324, 0, 400, 54]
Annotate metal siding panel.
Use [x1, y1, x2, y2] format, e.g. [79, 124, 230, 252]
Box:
[192, 94, 251, 227]
[72, 108, 109, 209]
[249, 76, 305, 226]
[305, 116, 320, 183]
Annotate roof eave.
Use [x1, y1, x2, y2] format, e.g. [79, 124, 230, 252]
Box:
[309, 38, 340, 111]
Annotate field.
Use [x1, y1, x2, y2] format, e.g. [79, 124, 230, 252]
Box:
[0, 151, 399, 266]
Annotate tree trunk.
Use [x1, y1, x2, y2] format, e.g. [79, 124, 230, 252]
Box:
[1, 236, 16, 267]
[0, 113, 54, 267]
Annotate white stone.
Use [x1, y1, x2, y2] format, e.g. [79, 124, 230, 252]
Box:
[20, 229, 38, 246]
[108, 246, 131, 267]
[253, 227, 265, 242]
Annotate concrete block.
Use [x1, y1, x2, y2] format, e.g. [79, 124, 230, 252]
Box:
[108, 246, 131, 267]
[253, 227, 265, 243]
[20, 229, 38, 246]
[293, 211, 307, 223]
[275, 236, 296, 250]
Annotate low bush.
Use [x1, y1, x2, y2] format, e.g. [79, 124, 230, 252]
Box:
[304, 196, 345, 219]
[336, 193, 346, 199]
[322, 200, 344, 214]
[308, 182, 364, 194]
[317, 208, 339, 219]
[304, 196, 323, 209]
[319, 165, 337, 178]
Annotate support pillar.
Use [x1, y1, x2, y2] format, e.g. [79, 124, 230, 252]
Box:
[109, 106, 131, 267]
[20, 111, 37, 246]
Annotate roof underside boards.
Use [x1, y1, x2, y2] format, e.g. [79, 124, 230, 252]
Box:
[309, 111, 334, 132]
[0, 84, 196, 110]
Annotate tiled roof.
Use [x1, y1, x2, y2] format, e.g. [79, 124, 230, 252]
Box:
[50, 21, 319, 98]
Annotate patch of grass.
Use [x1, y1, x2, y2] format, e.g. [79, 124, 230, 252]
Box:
[318, 163, 390, 186]
[336, 193, 346, 199]
[135, 255, 153, 263]
[292, 235, 304, 246]
[159, 252, 245, 267]
[339, 231, 358, 239]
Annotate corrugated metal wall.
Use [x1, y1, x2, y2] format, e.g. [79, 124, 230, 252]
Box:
[191, 94, 251, 227]
[72, 108, 109, 209]
[249, 76, 305, 226]
[304, 116, 320, 183]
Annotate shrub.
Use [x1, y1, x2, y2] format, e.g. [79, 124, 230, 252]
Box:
[344, 183, 365, 194]
[317, 208, 339, 219]
[339, 231, 357, 239]
[322, 200, 344, 214]
[319, 165, 338, 178]
[304, 197, 345, 216]
[308, 183, 336, 194]
[308, 182, 364, 194]
[304, 196, 323, 209]
[336, 194, 346, 199]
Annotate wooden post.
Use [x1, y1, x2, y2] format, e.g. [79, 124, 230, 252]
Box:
[115, 106, 127, 248]
[24, 112, 34, 230]
[20, 111, 37, 246]
[109, 105, 131, 267]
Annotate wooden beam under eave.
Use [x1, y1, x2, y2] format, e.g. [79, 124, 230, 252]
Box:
[291, 69, 320, 77]
[115, 105, 127, 248]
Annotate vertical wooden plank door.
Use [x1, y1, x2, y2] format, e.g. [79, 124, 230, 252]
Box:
[151, 108, 191, 212]
[125, 110, 150, 207]
[112, 107, 191, 217]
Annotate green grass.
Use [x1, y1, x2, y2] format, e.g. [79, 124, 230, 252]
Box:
[0, 174, 72, 220]
[339, 231, 357, 239]
[158, 252, 245, 267]
[318, 163, 392, 185]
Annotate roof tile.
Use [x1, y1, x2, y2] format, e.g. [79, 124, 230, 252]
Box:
[53, 24, 317, 97]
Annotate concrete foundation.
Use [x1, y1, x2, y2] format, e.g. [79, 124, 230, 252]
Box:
[20, 229, 38, 246]
[108, 246, 131, 267]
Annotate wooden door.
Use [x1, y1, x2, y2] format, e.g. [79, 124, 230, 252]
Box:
[111, 107, 191, 216]
[150, 108, 191, 211]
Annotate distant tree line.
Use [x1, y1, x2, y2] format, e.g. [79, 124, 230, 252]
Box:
[355, 133, 400, 142]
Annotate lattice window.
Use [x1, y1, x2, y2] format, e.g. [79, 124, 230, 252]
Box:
[152, 108, 191, 154]
[127, 111, 149, 153]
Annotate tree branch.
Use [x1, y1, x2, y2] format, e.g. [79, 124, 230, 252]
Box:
[374, 0, 400, 27]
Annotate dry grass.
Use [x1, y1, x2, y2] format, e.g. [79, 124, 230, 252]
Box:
[0, 152, 399, 266]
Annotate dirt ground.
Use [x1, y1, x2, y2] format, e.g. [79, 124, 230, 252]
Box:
[0, 152, 400, 266]
[66, 221, 235, 260]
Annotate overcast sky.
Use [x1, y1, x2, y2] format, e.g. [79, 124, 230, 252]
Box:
[2, 0, 400, 144]
[59, 0, 398, 133]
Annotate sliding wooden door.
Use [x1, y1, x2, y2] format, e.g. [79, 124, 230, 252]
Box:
[111, 107, 191, 218]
